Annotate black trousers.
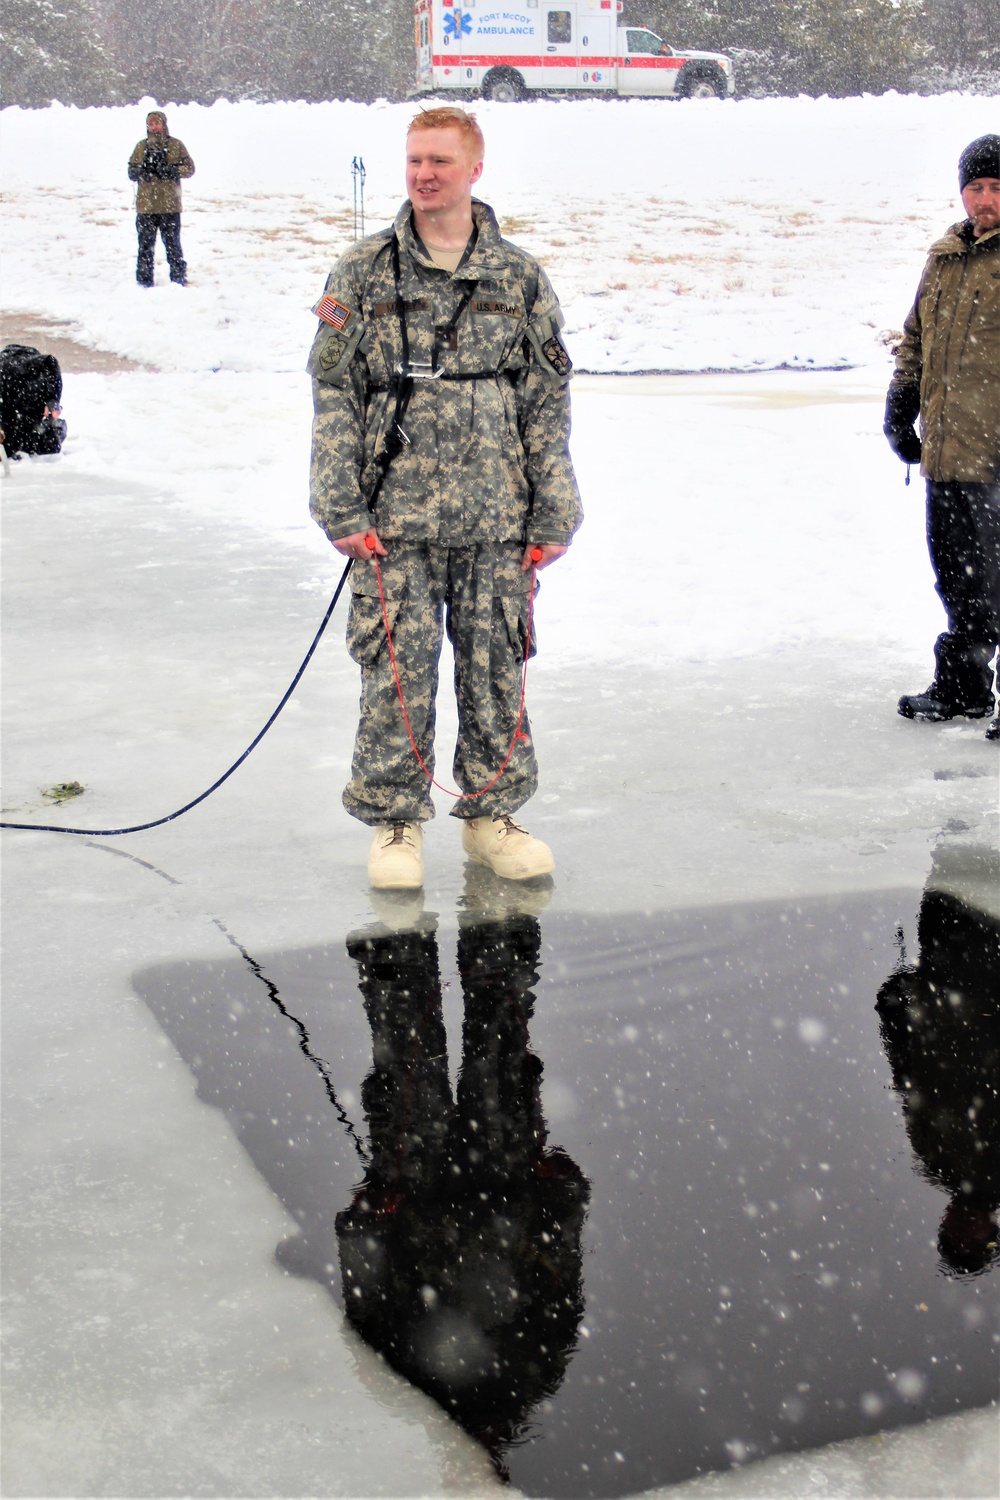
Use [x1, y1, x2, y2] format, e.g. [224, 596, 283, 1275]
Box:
[136, 213, 186, 285]
[926, 480, 1000, 705]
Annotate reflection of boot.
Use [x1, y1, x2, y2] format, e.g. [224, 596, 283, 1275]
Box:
[347, 890, 434, 948]
[368, 887, 429, 933]
[458, 862, 553, 924]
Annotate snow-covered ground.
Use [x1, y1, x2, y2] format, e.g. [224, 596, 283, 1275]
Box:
[2, 91, 998, 673]
[2, 91, 998, 374]
[2, 94, 998, 1499]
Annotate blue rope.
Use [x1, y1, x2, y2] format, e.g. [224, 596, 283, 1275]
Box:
[1, 560, 353, 837]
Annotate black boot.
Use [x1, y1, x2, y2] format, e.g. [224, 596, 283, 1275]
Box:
[986, 717, 1000, 742]
[898, 689, 994, 721]
[898, 635, 995, 721]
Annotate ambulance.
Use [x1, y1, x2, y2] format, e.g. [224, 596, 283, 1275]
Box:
[413, 0, 735, 101]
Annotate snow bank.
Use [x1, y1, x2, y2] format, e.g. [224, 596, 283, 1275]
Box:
[2, 92, 997, 372]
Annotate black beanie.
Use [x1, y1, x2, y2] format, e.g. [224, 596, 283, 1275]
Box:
[959, 134, 1000, 191]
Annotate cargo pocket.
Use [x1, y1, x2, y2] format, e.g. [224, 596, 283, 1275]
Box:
[346, 591, 400, 667]
[497, 591, 538, 663]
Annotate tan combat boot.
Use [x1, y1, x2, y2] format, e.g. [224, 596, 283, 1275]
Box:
[367, 820, 424, 890]
[459, 862, 553, 921]
[461, 815, 554, 881]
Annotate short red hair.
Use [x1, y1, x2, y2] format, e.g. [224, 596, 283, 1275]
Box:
[408, 107, 485, 163]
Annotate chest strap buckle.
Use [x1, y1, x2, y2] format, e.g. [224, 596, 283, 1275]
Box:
[400, 360, 442, 381]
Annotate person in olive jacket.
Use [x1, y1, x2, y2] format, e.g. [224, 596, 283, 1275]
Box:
[884, 134, 1000, 740]
[127, 110, 195, 287]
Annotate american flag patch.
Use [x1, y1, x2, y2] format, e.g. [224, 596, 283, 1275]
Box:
[316, 295, 351, 330]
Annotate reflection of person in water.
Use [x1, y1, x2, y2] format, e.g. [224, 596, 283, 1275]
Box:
[336, 884, 590, 1472]
[876, 858, 1000, 1277]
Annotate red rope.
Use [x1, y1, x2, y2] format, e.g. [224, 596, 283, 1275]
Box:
[371, 549, 537, 800]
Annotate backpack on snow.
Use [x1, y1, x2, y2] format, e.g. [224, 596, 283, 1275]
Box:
[0, 344, 67, 458]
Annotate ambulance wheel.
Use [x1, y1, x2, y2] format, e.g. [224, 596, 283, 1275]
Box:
[482, 68, 526, 102]
[676, 66, 725, 99]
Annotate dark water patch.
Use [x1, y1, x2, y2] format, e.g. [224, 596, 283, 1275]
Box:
[133, 873, 998, 1498]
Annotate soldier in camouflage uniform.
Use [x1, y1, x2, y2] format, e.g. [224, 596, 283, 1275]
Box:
[309, 108, 582, 889]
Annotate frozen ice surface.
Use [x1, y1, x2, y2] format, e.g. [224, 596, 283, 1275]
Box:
[643, 1402, 998, 1497]
[4, 373, 997, 1496]
[3, 94, 999, 1499]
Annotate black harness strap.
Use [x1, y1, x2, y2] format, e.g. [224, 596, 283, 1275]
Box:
[429, 279, 478, 372]
[365, 234, 480, 512]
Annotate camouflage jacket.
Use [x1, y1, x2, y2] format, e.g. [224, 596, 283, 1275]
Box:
[308, 200, 583, 546]
[128, 134, 195, 215]
[889, 221, 1000, 483]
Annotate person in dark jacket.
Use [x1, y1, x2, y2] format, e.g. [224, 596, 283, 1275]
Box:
[884, 134, 1000, 741]
[127, 110, 195, 287]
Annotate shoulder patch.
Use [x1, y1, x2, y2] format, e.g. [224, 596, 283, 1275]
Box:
[318, 332, 351, 370]
[315, 295, 352, 330]
[524, 311, 572, 385]
[541, 333, 572, 377]
[307, 317, 364, 384]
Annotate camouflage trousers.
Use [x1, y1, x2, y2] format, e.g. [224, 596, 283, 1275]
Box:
[342, 543, 538, 825]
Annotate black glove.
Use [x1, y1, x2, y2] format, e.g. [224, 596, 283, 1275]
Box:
[883, 382, 922, 465]
[886, 424, 922, 464]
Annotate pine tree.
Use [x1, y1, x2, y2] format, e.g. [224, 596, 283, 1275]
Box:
[266, 0, 412, 101]
[90, 0, 411, 103]
[914, 0, 1000, 83]
[774, 0, 923, 95]
[92, 0, 276, 103]
[2, 0, 122, 106]
[623, 0, 924, 95]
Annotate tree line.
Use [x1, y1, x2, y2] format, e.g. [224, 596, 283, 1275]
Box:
[626, 0, 1000, 99]
[3, 0, 998, 109]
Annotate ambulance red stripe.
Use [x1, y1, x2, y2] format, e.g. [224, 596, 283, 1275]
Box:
[432, 53, 684, 68]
